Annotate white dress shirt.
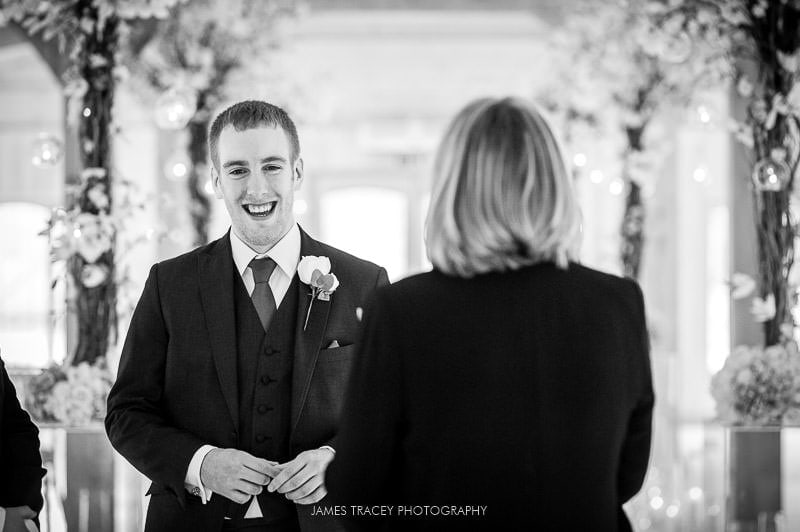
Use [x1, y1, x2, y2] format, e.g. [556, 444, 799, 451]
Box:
[184, 225, 301, 518]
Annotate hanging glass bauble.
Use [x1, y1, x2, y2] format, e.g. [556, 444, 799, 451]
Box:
[154, 86, 197, 130]
[752, 156, 791, 192]
[31, 133, 64, 167]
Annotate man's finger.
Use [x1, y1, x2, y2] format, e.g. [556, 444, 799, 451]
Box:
[293, 485, 327, 506]
[284, 476, 322, 500]
[229, 489, 253, 505]
[243, 455, 281, 477]
[268, 460, 305, 493]
[240, 467, 269, 486]
[235, 479, 264, 496]
[278, 467, 315, 495]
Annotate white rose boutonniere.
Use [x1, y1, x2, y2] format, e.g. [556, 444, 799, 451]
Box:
[298, 255, 340, 330]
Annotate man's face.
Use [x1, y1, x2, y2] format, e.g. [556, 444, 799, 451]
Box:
[212, 125, 303, 251]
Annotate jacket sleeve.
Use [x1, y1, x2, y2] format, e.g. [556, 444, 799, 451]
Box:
[324, 286, 403, 512]
[0, 359, 45, 512]
[321, 265, 390, 452]
[617, 281, 654, 503]
[105, 264, 205, 505]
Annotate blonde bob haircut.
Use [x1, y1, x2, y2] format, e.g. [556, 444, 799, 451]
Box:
[425, 97, 581, 277]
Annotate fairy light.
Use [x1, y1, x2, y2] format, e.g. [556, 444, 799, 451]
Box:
[693, 167, 707, 183]
[609, 178, 624, 196]
[573, 153, 587, 167]
[649, 496, 664, 511]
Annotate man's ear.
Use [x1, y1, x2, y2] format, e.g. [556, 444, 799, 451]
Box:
[211, 166, 223, 199]
[293, 158, 304, 191]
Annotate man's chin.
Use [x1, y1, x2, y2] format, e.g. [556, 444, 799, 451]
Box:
[236, 224, 283, 250]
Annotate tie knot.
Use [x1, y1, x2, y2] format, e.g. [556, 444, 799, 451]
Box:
[250, 257, 277, 284]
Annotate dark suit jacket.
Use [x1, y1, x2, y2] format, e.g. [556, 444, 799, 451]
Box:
[0, 357, 45, 514]
[106, 228, 388, 532]
[326, 263, 653, 531]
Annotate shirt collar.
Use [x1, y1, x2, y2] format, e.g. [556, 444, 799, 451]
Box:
[230, 224, 301, 279]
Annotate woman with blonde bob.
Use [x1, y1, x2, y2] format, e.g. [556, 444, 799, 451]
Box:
[326, 97, 653, 532]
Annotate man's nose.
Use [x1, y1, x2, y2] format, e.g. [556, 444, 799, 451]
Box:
[246, 173, 271, 196]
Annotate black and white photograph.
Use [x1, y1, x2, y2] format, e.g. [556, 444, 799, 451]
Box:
[0, 0, 799, 530]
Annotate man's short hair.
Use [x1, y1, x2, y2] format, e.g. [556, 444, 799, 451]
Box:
[208, 100, 300, 171]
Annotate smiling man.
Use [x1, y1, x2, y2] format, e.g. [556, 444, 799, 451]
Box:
[106, 101, 389, 532]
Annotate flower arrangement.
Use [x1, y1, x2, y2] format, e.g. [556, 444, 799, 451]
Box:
[646, 0, 800, 424]
[1, 0, 183, 365]
[26, 360, 114, 427]
[711, 343, 800, 425]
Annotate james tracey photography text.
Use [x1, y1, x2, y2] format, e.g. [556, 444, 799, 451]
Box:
[310, 505, 488, 518]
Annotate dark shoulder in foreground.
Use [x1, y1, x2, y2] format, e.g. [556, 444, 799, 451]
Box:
[379, 261, 642, 306]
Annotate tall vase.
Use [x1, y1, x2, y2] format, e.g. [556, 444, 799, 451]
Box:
[724, 426, 800, 532]
[40, 425, 115, 532]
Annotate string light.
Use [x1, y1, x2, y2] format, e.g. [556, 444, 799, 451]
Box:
[697, 105, 711, 124]
[31, 134, 64, 168]
[164, 152, 192, 182]
[609, 178, 624, 196]
[573, 153, 587, 167]
[693, 167, 708, 183]
[665, 503, 680, 518]
[649, 496, 664, 511]
[155, 86, 198, 130]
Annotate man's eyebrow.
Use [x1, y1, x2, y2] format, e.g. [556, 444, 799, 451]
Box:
[222, 160, 249, 169]
[261, 156, 288, 164]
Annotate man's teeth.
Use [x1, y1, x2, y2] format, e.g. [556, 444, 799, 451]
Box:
[245, 203, 275, 216]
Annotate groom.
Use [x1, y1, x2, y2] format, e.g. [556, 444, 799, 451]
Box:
[106, 100, 388, 532]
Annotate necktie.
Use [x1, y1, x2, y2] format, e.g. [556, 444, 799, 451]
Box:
[249, 257, 278, 331]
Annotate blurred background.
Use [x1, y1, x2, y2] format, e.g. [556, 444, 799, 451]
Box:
[1, 0, 800, 530]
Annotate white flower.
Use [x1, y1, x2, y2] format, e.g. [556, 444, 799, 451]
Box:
[298, 255, 339, 330]
[80, 264, 109, 288]
[778, 50, 800, 74]
[730, 273, 756, 300]
[297, 256, 331, 284]
[751, 294, 776, 323]
[786, 82, 800, 116]
[87, 185, 109, 210]
[74, 213, 113, 263]
[80, 167, 107, 181]
[737, 76, 754, 98]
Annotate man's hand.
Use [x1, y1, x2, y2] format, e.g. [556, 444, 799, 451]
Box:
[268, 448, 334, 505]
[200, 448, 280, 505]
[3, 506, 37, 532]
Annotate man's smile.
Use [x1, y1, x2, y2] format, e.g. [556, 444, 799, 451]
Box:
[242, 201, 277, 218]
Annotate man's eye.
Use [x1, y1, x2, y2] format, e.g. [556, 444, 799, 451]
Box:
[229, 168, 247, 176]
[265, 165, 282, 172]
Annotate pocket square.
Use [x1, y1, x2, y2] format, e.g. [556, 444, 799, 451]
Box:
[327, 340, 340, 348]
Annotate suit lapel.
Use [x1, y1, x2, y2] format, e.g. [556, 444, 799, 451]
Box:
[291, 229, 331, 434]
[198, 234, 239, 431]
